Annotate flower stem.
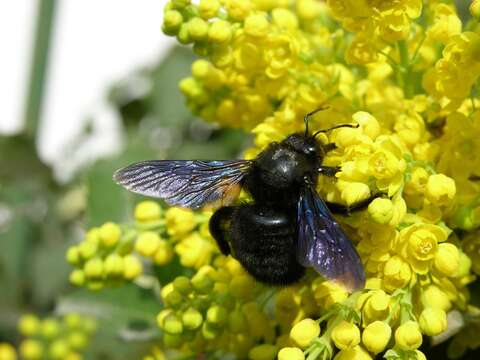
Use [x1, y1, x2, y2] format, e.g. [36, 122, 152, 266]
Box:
[398, 40, 414, 99]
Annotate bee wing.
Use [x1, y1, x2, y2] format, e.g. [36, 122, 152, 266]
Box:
[114, 160, 251, 209]
[296, 185, 365, 292]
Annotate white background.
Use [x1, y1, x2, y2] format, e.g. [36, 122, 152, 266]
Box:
[0, 0, 174, 171]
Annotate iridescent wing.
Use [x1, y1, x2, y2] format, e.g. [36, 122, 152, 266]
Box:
[114, 160, 252, 209]
[297, 184, 365, 292]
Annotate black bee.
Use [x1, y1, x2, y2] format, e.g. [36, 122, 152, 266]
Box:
[114, 109, 372, 291]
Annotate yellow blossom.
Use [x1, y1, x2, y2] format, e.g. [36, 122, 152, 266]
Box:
[134, 201, 162, 223]
[165, 207, 196, 237]
[278, 347, 304, 360]
[361, 321, 391, 354]
[0, 343, 16, 360]
[331, 320, 360, 350]
[394, 321, 423, 350]
[425, 174, 456, 206]
[418, 308, 447, 336]
[290, 319, 320, 349]
[434, 243, 460, 276]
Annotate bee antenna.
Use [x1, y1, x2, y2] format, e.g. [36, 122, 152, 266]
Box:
[304, 106, 330, 138]
[313, 123, 359, 138]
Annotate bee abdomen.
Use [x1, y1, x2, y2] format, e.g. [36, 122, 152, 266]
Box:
[229, 205, 305, 285]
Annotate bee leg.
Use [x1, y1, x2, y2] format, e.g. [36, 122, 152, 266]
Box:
[318, 165, 341, 177]
[326, 194, 381, 215]
[209, 206, 235, 255]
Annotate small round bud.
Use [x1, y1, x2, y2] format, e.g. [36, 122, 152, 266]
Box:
[104, 253, 124, 277]
[173, 276, 193, 295]
[41, 318, 60, 338]
[278, 347, 305, 360]
[290, 319, 320, 349]
[434, 243, 459, 276]
[152, 240, 174, 265]
[67, 332, 88, 350]
[394, 321, 422, 350]
[425, 174, 456, 206]
[228, 310, 248, 333]
[362, 321, 391, 354]
[78, 241, 97, 260]
[368, 198, 394, 224]
[48, 340, 69, 359]
[134, 201, 162, 223]
[202, 322, 220, 340]
[331, 320, 360, 350]
[69, 270, 85, 286]
[187, 17, 209, 41]
[208, 20, 232, 43]
[198, 0, 220, 19]
[340, 182, 370, 206]
[20, 340, 43, 360]
[163, 10, 183, 35]
[99, 222, 121, 247]
[18, 314, 40, 336]
[244, 13, 269, 38]
[135, 231, 161, 257]
[0, 343, 17, 360]
[163, 314, 183, 335]
[206, 305, 228, 326]
[191, 271, 214, 293]
[471, 0, 480, 19]
[419, 308, 447, 336]
[182, 308, 203, 330]
[66, 246, 80, 265]
[123, 255, 142, 280]
[83, 258, 104, 279]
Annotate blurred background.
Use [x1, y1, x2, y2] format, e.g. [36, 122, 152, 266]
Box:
[0, 0, 247, 358]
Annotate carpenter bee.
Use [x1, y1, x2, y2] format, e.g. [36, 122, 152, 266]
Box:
[114, 108, 372, 291]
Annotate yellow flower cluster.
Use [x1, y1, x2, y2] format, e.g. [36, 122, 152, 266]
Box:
[66, 201, 219, 290]
[62, 0, 480, 358]
[16, 313, 96, 360]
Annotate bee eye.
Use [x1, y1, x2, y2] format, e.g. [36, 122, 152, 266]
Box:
[304, 145, 316, 155]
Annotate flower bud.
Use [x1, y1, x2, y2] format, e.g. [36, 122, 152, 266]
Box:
[69, 270, 85, 286]
[208, 20, 232, 43]
[340, 182, 370, 206]
[290, 319, 320, 349]
[471, 0, 480, 19]
[99, 222, 121, 247]
[278, 347, 305, 360]
[244, 13, 269, 38]
[206, 305, 228, 326]
[202, 321, 220, 340]
[135, 231, 161, 257]
[153, 240, 174, 265]
[20, 340, 43, 360]
[187, 17, 209, 41]
[104, 253, 124, 277]
[18, 314, 40, 336]
[173, 276, 193, 295]
[425, 174, 456, 206]
[368, 198, 394, 224]
[248, 344, 278, 360]
[48, 340, 69, 359]
[163, 333, 183, 348]
[162, 10, 183, 35]
[361, 321, 391, 354]
[123, 255, 142, 280]
[352, 111, 380, 139]
[332, 320, 360, 350]
[225, 0, 252, 21]
[334, 345, 372, 360]
[163, 314, 183, 335]
[0, 343, 16, 360]
[230, 274, 255, 300]
[272, 8, 298, 30]
[419, 308, 447, 336]
[165, 208, 196, 237]
[420, 285, 451, 312]
[134, 201, 162, 223]
[78, 241, 97, 260]
[66, 246, 80, 265]
[228, 310, 248, 333]
[198, 0, 220, 19]
[191, 270, 214, 293]
[67, 332, 88, 350]
[182, 307, 203, 330]
[434, 243, 459, 276]
[84, 258, 104, 279]
[394, 321, 422, 350]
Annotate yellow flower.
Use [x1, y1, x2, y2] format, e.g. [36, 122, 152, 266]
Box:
[420, 285, 451, 312]
[198, 0, 220, 19]
[383, 256, 413, 292]
[19, 340, 43, 360]
[123, 255, 143, 280]
[99, 222, 121, 247]
[425, 174, 456, 206]
[165, 207, 196, 237]
[394, 321, 422, 350]
[333, 345, 372, 360]
[175, 233, 216, 269]
[18, 315, 40, 336]
[278, 347, 304, 360]
[153, 240, 174, 266]
[427, 4, 462, 45]
[208, 20, 232, 43]
[331, 320, 361, 350]
[290, 319, 320, 349]
[338, 181, 371, 206]
[0, 343, 17, 360]
[358, 290, 391, 325]
[312, 280, 348, 308]
[244, 13, 269, 38]
[434, 243, 459, 276]
[361, 321, 391, 354]
[135, 231, 162, 257]
[399, 223, 448, 274]
[368, 198, 394, 224]
[134, 201, 162, 223]
[418, 308, 447, 336]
